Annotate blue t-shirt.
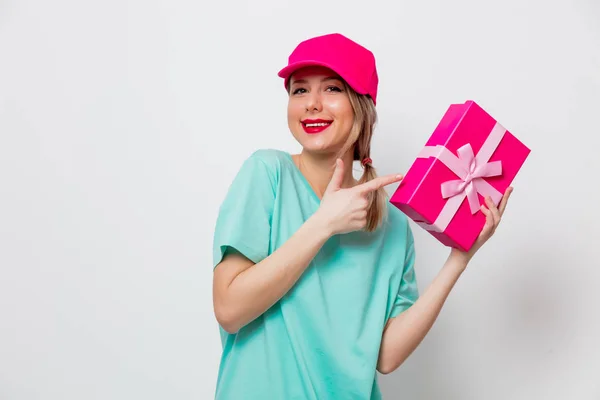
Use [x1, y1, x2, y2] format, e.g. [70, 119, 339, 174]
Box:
[212, 149, 419, 399]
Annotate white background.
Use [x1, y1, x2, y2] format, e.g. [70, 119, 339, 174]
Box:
[1, 0, 599, 399]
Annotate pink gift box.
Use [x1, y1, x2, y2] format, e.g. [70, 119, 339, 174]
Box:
[390, 100, 531, 252]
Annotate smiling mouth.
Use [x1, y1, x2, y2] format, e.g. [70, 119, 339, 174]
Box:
[304, 122, 331, 127]
[302, 120, 332, 134]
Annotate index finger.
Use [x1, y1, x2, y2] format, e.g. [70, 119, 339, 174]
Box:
[354, 174, 404, 194]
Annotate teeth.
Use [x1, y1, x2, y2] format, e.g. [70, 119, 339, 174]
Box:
[305, 122, 331, 127]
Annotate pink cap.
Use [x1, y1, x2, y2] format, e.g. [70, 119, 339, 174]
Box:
[277, 33, 379, 105]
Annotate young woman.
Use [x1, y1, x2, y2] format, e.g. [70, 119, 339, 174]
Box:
[211, 33, 512, 400]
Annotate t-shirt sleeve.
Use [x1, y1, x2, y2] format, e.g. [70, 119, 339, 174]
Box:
[389, 226, 419, 319]
[212, 152, 276, 268]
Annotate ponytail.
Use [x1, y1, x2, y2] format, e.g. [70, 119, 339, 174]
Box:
[338, 82, 387, 232]
[357, 159, 388, 232]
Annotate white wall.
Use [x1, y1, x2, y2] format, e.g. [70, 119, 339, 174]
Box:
[0, 0, 598, 399]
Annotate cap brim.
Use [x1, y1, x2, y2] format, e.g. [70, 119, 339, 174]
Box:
[277, 60, 368, 96]
[277, 60, 335, 80]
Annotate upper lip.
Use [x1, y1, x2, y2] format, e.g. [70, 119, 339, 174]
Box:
[302, 119, 333, 124]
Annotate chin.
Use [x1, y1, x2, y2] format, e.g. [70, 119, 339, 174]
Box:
[290, 126, 345, 155]
[299, 140, 341, 156]
[295, 133, 326, 149]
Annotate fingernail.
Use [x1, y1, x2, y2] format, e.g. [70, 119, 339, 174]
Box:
[396, 174, 403, 179]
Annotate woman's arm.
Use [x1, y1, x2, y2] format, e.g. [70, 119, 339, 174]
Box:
[377, 191, 513, 374]
[376, 254, 466, 374]
[213, 213, 331, 334]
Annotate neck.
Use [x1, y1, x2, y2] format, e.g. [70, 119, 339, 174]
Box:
[292, 149, 357, 199]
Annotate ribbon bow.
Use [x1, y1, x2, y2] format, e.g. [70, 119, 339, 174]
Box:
[415, 122, 506, 232]
[439, 143, 502, 214]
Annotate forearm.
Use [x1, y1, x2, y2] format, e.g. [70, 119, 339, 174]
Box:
[218, 213, 331, 333]
[377, 254, 468, 374]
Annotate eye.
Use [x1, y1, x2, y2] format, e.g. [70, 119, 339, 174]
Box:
[326, 85, 342, 92]
[292, 87, 307, 95]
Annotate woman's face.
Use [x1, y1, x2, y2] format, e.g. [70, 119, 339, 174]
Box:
[287, 66, 354, 155]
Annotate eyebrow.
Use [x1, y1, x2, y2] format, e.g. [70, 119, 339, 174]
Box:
[290, 76, 342, 85]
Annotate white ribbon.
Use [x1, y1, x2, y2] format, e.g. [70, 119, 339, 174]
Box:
[415, 122, 506, 232]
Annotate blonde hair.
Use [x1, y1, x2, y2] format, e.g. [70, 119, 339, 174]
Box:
[337, 82, 387, 232]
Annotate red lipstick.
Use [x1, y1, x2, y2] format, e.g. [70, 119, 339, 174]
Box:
[302, 119, 333, 134]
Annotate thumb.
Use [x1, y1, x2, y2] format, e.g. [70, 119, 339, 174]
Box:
[325, 158, 345, 193]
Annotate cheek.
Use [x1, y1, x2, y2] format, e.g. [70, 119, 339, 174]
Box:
[326, 98, 354, 127]
[287, 101, 303, 121]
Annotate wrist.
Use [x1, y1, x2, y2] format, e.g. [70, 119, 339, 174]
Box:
[446, 249, 470, 273]
[308, 211, 334, 241]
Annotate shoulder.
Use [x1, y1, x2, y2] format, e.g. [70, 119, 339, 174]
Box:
[382, 203, 414, 245]
[245, 148, 291, 168]
[234, 148, 291, 187]
[384, 203, 409, 229]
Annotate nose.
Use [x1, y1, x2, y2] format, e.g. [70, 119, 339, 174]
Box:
[305, 91, 323, 112]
